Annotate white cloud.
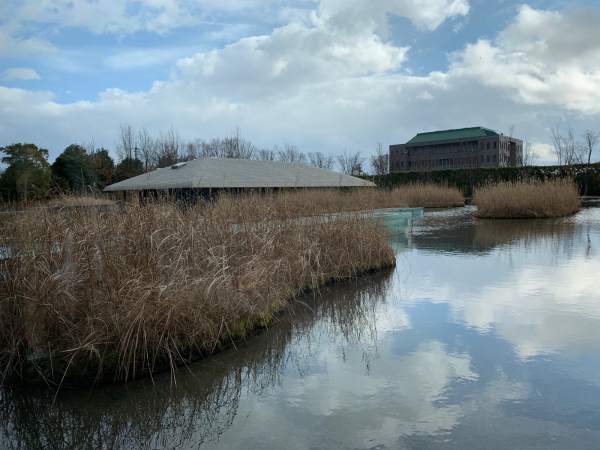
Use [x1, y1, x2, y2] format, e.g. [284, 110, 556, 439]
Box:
[0, 2, 598, 166]
[0, 28, 56, 57]
[416, 90, 434, 100]
[1, 67, 41, 81]
[449, 5, 600, 114]
[530, 142, 555, 164]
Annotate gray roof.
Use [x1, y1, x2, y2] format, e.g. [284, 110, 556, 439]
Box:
[103, 157, 375, 191]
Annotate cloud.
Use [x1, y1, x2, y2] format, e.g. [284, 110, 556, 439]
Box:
[416, 90, 434, 100]
[0, 28, 56, 57]
[1, 67, 41, 81]
[0, 2, 599, 166]
[449, 5, 600, 114]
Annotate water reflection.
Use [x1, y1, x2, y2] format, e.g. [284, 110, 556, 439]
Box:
[0, 270, 395, 449]
[2, 208, 600, 449]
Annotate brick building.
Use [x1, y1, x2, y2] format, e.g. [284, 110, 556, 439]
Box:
[389, 127, 523, 171]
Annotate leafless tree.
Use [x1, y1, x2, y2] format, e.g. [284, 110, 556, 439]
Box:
[508, 124, 516, 139]
[155, 126, 182, 168]
[522, 142, 538, 166]
[137, 127, 156, 172]
[115, 123, 136, 162]
[308, 152, 335, 170]
[582, 130, 599, 166]
[550, 123, 584, 165]
[369, 142, 389, 175]
[220, 126, 255, 159]
[275, 143, 307, 163]
[184, 138, 204, 161]
[582, 129, 599, 195]
[256, 148, 276, 161]
[337, 149, 365, 176]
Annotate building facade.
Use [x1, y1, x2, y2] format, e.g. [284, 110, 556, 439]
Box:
[389, 127, 523, 172]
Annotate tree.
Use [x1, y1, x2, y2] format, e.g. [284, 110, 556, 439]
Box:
[337, 149, 365, 176]
[522, 142, 538, 166]
[582, 130, 599, 195]
[369, 142, 389, 175]
[51, 144, 96, 193]
[550, 123, 585, 166]
[0, 143, 52, 201]
[137, 127, 156, 172]
[115, 157, 144, 181]
[256, 148, 276, 161]
[89, 148, 116, 189]
[156, 127, 182, 168]
[308, 151, 335, 170]
[275, 143, 306, 163]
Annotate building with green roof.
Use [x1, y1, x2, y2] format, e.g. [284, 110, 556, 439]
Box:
[389, 126, 523, 172]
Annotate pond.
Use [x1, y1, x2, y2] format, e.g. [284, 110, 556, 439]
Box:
[2, 206, 600, 449]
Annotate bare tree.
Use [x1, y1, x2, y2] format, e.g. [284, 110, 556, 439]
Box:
[308, 151, 335, 170]
[155, 126, 182, 168]
[508, 124, 516, 139]
[337, 149, 365, 176]
[582, 129, 599, 195]
[550, 123, 584, 165]
[275, 143, 307, 163]
[115, 123, 136, 162]
[582, 130, 599, 166]
[369, 142, 389, 176]
[137, 127, 156, 172]
[522, 142, 538, 166]
[220, 126, 255, 159]
[256, 148, 276, 161]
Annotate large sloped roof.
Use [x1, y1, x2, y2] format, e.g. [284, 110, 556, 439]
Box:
[406, 126, 499, 144]
[103, 157, 374, 191]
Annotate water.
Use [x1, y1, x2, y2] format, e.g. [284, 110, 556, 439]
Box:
[3, 207, 600, 449]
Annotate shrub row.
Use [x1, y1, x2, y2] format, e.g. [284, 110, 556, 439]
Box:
[364, 163, 600, 196]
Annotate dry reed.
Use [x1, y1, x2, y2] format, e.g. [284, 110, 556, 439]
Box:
[0, 190, 396, 386]
[392, 183, 464, 208]
[474, 179, 580, 218]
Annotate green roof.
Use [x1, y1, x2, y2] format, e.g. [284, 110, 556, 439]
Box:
[406, 127, 498, 144]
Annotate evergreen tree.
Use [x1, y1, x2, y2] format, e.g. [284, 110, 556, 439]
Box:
[51, 144, 96, 193]
[0, 143, 52, 201]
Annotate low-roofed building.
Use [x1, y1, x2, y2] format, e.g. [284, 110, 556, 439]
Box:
[389, 127, 523, 171]
[103, 157, 374, 199]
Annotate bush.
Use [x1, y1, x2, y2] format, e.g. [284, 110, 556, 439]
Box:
[473, 179, 580, 218]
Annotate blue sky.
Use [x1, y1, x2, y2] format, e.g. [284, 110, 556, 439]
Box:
[1, 0, 599, 166]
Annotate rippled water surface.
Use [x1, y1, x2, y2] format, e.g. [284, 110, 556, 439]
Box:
[3, 207, 600, 449]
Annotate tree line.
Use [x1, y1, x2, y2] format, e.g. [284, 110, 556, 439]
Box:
[0, 125, 390, 201]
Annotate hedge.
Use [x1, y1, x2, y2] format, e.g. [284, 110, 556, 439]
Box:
[363, 163, 600, 197]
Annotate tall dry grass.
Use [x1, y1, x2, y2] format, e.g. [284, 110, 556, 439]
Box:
[262, 184, 463, 215]
[392, 183, 464, 207]
[0, 190, 395, 386]
[474, 179, 580, 218]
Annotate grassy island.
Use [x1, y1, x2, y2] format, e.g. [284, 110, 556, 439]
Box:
[474, 179, 580, 219]
[0, 189, 404, 387]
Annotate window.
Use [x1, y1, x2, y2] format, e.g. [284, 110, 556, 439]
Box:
[487, 155, 490, 163]
[494, 155, 497, 162]
[401, 161, 404, 168]
[493, 141, 497, 149]
[487, 142, 490, 149]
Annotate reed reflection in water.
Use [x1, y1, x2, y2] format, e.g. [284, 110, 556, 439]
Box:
[0, 269, 395, 449]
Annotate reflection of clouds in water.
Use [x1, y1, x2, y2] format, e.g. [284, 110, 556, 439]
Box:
[208, 340, 481, 449]
[400, 209, 600, 359]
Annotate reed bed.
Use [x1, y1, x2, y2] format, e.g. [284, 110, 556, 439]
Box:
[0, 190, 395, 386]
[265, 184, 463, 215]
[474, 179, 580, 219]
[392, 183, 464, 208]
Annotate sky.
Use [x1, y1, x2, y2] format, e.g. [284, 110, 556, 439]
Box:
[1, 0, 599, 166]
